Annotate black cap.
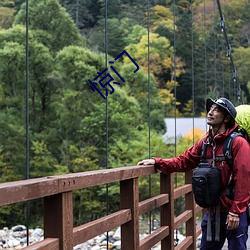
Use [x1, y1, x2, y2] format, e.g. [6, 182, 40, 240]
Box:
[206, 97, 237, 119]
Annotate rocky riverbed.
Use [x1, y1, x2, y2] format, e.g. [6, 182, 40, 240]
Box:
[0, 225, 188, 249]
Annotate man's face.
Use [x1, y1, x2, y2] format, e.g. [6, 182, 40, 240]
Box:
[207, 104, 226, 127]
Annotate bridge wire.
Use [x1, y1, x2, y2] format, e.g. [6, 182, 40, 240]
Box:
[203, 0, 207, 97]
[191, 1, 195, 144]
[147, 0, 152, 234]
[213, 0, 217, 96]
[104, 0, 109, 248]
[213, 0, 218, 96]
[25, 0, 30, 245]
[215, 0, 242, 104]
[172, 0, 179, 245]
[218, 28, 225, 96]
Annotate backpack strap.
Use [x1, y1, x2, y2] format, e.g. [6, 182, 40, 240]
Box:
[223, 131, 242, 169]
[223, 132, 242, 200]
[200, 142, 208, 163]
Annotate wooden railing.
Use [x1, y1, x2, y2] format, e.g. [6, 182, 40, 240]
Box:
[0, 165, 203, 250]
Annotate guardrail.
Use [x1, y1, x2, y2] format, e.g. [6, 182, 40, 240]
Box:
[0, 165, 203, 250]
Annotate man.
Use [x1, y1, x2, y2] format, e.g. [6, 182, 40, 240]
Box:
[138, 97, 250, 250]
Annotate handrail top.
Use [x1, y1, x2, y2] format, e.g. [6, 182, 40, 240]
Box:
[0, 164, 156, 206]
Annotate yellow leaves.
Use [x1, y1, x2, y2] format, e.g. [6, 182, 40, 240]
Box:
[125, 32, 173, 76]
[184, 128, 205, 142]
[158, 88, 174, 105]
[183, 99, 193, 115]
[148, 5, 174, 32]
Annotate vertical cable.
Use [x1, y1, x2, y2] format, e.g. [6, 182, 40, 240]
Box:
[203, 0, 207, 97]
[216, 0, 241, 103]
[172, 0, 179, 244]
[191, 0, 195, 145]
[213, 0, 217, 94]
[173, 0, 177, 157]
[147, 0, 152, 234]
[228, 64, 231, 100]
[104, 0, 109, 248]
[25, 0, 30, 245]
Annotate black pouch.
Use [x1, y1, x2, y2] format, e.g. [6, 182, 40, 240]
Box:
[192, 163, 221, 208]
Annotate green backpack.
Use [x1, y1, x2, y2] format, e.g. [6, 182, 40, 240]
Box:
[235, 105, 250, 142]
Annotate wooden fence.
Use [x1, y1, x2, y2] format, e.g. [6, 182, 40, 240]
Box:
[0, 165, 203, 250]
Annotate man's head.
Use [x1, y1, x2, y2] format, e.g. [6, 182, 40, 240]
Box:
[206, 97, 237, 128]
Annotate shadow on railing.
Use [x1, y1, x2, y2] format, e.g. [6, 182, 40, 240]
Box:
[0, 165, 204, 250]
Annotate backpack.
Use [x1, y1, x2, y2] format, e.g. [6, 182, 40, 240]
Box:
[235, 105, 250, 142]
[192, 131, 241, 208]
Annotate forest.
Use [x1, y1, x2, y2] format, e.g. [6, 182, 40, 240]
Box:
[0, 0, 249, 228]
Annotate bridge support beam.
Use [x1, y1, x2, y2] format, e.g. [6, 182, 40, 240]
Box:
[120, 178, 139, 250]
[44, 192, 73, 250]
[161, 173, 174, 250]
[185, 171, 197, 250]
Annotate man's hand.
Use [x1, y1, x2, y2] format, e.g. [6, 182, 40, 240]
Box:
[137, 159, 155, 166]
[226, 213, 240, 230]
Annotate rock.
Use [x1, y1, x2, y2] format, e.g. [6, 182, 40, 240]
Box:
[113, 227, 120, 240]
[0, 230, 7, 238]
[113, 240, 121, 249]
[91, 245, 101, 250]
[7, 239, 20, 247]
[30, 228, 43, 238]
[95, 234, 106, 243]
[11, 226, 26, 232]
[108, 236, 116, 243]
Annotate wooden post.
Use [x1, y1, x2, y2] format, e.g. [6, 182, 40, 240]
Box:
[185, 171, 196, 250]
[161, 173, 174, 250]
[120, 178, 139, 250]
[44, 192, 73, 250]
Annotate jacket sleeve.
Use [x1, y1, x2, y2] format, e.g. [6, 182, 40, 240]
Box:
[153, 140, 203, 174]
[229, 136, 250, 215]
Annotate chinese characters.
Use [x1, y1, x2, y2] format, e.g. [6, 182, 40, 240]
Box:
[88, 50, 139, 100]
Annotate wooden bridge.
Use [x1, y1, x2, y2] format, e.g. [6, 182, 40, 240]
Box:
[0, 165, 204, 250]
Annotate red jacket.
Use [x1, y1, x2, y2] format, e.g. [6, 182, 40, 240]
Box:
[154, 124, 250, 216]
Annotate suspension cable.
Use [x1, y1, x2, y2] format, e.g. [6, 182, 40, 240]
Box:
[216, 0, 242, 103]
[204, 0, 207, 97]
[147, 0, 152, 234]
[104, 0, 109, 248]
[172, 0, 179, 245]
[213, 0, 217, 94]
[191, 0, 195, 144]
[25, 0, 30, 245]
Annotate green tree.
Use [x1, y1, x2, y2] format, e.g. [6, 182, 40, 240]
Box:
[14, 0, 84, 52]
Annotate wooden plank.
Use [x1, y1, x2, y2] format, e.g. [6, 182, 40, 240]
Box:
[184, 171, 197, 250]
[161, 173, 174, 250]
[73, 209, 131, 245]
[57, 165, 156, 192]
[22, 238, 59, 250]
[196, 226, 202, 237]
[120, 178, 140, 250]
[174, 210, 192, 229]
[174, 184, 192, 199]
[139, 226, 169, 250]
[0, 165, 156, 206]
[0, 177, 59, 206]
[44, 192, 73, 250]
[139, 194, 169, 215]
[175, 236, 193, 250]
[195, 204, 203, 213]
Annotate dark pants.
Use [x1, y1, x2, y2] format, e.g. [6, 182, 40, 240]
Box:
[200, 211, 249, 250]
